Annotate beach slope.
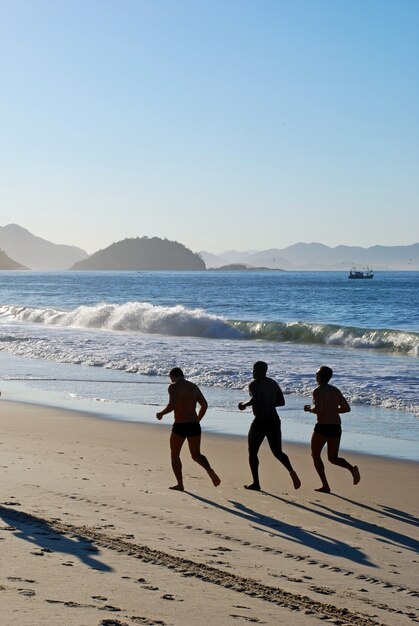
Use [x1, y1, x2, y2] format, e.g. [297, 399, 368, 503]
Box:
[0, 400, 418, 625]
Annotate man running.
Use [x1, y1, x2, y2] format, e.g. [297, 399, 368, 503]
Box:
[304, 365, 360, 493]
[238, 361, 301, 491]
[156, 367, 220, 491]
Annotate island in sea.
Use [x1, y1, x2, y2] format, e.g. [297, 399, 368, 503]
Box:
[210, 263, 285, 272]
[70, 236, 206, 271]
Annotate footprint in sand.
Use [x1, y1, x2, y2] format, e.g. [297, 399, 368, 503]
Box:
[130, 618, 167, 626]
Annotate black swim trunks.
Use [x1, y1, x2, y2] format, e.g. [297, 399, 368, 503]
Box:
[314, 423, 342, 438]
[250, 418, 281, 436]
[172, 422, 201, 438]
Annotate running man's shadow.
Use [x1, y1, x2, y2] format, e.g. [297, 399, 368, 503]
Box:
[380, 505, 419, 528]
[268, 494, 419, 555]
[334, 495, 419, 529]
[187, 493, 375, 567]
[0, 505, 113, 572]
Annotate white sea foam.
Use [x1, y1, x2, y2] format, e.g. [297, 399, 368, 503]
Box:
[0, 303, 242, 339]
[1, 301, 418, 418]
[1, 272, 418, 455]
[1, 303, 418, 355]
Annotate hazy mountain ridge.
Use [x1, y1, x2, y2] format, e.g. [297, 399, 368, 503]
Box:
[1, 224, 417, 271]
[200, 242, 419, 270]
[0, 224, 88, 270]
[0, 248, 28, 270]
[71, 237, 206, 271]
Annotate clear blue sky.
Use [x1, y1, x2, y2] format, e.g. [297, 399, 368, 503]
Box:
[0, 0, 418, 254]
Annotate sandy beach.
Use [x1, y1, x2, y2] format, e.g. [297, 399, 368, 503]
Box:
[0, 399, 418, 626]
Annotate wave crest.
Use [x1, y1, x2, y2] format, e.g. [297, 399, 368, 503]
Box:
[232, 320, 419, 355]
[1, 304, 417, 355]
[0, 303, 242, 339]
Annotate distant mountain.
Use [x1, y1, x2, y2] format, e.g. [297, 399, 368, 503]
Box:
[217, 249, 258, 263]
[203, 243, 419, 271]
[0, 224, 88, 270]
[199, 251, 229, 268]
[71, 237, 206, 271]
[0, 248, 28, 270]
[200, 250, 256, 268]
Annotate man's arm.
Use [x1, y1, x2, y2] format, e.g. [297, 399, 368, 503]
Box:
[196, 389, 208, 421]
[156, 402, 174, 420]
[304, 388, 320, 414]
[238, 383, 254, 411]
[276, 384, 285, 407]
[156, 386, 175, 420]
[337, 392, 351, 414]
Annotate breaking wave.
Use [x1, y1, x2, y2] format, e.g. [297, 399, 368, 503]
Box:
[0, 303, 241, 339]
[232, 320, 419, 356]
[0, 303, 418, 355]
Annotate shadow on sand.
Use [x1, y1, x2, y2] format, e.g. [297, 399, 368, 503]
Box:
[0, 504, 113, 572]
[187, 493, 375, 567]
[266, 493, 419, 555]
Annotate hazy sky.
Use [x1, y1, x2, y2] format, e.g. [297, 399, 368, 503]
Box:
[0, 0, 418, 254]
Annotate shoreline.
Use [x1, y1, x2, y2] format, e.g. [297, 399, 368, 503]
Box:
[5, 394, 419, 466]
[2, 375, 418, 463]
[0, 398, 418, 625]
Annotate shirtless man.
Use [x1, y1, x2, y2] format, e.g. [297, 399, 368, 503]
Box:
[156, 367, 220, 491]
[238, 361, 301, 491]
[304, 365, 360, 493]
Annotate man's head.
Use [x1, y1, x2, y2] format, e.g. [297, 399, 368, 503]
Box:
[316, 365, 333, 384]
[253, 361, 268, 379]
[169, 367, 184, 381]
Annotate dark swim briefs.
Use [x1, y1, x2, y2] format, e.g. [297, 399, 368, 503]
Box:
[172, 421, 201, 438]
[314, 423, 342, 438]
[250, 418, 281, 436]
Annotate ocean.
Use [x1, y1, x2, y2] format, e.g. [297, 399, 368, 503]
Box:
[0, 270, 418, 461]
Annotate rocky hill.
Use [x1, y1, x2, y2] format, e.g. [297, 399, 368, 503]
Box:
[0, 224, 88, 270]
[71, 237, 206, 271]
[0, 248, 28, 270]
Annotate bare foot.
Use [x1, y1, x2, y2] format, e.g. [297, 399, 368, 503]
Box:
[208, 469, 221, 487]
[352, 465, 361, 485]
[315, 486, 331, 493]
[244, 483, 261, 491]
[290, 470, 301, 490]
[169, 484, 184, 491]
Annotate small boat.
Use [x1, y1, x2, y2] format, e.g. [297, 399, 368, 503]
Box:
[348, 267, 374, 279]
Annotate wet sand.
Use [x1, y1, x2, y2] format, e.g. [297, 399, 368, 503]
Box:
[0, 399, 418, 625]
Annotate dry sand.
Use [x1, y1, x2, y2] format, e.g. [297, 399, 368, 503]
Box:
[0, 399, 418, 626]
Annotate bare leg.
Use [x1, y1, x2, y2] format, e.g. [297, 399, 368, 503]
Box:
[246, 425, 264, 490]
[170, 432, 186, 491]
[327, 438, 360, 485]
[266, 426, 301, 489]
[311, 432, 330, 492]
[187, 435, 221, 487]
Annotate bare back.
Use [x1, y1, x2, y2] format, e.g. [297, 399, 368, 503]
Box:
[312, 383, 350, 425]
[169, 378, 207, 423]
